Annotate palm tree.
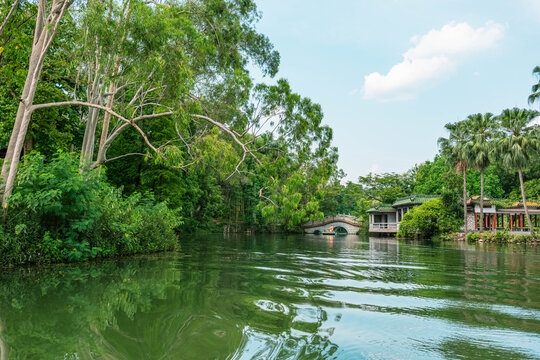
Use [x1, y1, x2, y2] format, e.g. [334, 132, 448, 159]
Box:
[467, 113, 497, 232]
[497, 108, 540, 236]
[528, 66, 540, 105]
[438, 120, 471, 234]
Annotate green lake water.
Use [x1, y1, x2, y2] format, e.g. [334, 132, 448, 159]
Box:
[0, 234, 539, 359]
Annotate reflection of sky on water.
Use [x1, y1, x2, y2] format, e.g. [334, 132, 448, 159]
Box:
[230, 326, 339, 360]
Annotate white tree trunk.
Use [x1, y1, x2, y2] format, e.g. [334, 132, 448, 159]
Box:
[1, 0, 71, 208]
[80, 60, 103, 167]
[96, 81, 116, 166]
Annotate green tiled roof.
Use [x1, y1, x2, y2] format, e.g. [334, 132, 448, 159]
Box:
[466, 195, 493, 204]
[367, 194, 439, 213]
[392, 194, 439, 207]
[367, 204, 394, 212]
[467, 196, 540, 208]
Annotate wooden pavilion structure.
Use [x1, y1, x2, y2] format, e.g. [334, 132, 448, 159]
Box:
[467, 196, 540, 233]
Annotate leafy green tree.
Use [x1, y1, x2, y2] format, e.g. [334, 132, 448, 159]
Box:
[318, 176, 371, 219]
[413, 155, 462, 195]
[1, 0, 73, 207]
[1, 0, 283, 207]
[438, 120, 471, 233]
[357, 171, 415, 204]
[509, 178, 540, 200]
[397, 198, 461, 238]
[465, 167, 504, 199]
[246, 81, 339, 232]
[0, 1, 80, 156]
[71, 0, 279, 168]
[496, 108, 540, 236]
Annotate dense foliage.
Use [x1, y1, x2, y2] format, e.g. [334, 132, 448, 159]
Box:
[397, 199, 461, 239]
[0, 153, 180, 265]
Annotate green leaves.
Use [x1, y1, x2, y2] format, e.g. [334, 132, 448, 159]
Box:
[496, 108, 540, 170]
[528, 65, 540, 105]
[397, 198, 461, 239]
[357, 172, 415, 204]
[0, 152, 181, 265]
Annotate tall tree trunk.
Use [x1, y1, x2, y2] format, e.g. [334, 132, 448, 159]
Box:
[518, 166, 535, 236]
[463, 169, 468, 234]
[96, 81, 116, 165]
[0, 319, 8, 360]
[80, 2, 129, 170]
[479, 168, 484, 232]
[1, 0, 71, 208]
[80, 106, 100, 166]
[80, 61, 103, 167]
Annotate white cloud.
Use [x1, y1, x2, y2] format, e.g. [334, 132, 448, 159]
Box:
[363, 21, 505, 101]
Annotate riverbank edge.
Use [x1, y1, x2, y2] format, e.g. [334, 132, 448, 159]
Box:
[440, 231, 539, 244]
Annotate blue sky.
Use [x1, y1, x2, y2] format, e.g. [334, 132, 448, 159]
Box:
[253, 0, 540, 181]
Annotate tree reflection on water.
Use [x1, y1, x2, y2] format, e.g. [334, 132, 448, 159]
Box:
[0, 252, 339, 359]
[0, 234, 538, 359]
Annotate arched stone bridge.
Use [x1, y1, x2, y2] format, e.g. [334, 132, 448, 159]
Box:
[302, 215, 361, 234]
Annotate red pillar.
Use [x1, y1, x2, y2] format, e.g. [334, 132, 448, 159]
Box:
[475, 212, 478, 230]
[510, 215, 513, 230]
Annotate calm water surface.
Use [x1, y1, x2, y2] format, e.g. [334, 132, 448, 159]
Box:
[0, 235, 539, 359]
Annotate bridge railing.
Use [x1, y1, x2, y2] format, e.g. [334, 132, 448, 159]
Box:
[302, 214, 361, 228]
[369, 222, 399, 231]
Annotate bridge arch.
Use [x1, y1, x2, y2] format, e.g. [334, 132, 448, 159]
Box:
[302, 215, 361, 235]
[334, 226, 348, 234]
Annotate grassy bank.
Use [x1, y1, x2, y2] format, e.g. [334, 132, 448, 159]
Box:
[440, 231, 539, 244]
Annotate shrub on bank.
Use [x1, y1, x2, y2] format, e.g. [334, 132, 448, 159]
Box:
[397, 198, 461, 239]
[466, 231, 536, 243]
[0, 153, 181, 266]
[93, 189, 181, 256]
